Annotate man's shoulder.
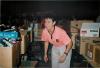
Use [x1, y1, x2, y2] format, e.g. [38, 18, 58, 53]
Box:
[55, 26, 65, 32]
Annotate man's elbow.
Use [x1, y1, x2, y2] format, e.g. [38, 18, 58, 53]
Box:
[68, 40, 73, 47]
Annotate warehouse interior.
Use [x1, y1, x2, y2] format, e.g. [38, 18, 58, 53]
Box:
[0, 0, 100, 68]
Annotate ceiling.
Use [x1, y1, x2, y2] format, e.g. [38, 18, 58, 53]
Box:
[1, 0, 100, 20]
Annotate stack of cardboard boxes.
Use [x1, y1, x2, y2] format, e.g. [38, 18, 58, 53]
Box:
[70, 20, 94, 49]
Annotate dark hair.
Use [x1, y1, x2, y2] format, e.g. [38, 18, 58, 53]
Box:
[43, 15, 55, 22]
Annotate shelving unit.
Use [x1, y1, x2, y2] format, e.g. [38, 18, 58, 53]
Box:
[80, 37, 100, 68]
[83, 45, 100, 68]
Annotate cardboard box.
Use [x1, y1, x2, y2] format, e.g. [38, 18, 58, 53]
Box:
[80, 23, 100, 37]
[0, 42, 20, 68]
[70, 20, 93, 33]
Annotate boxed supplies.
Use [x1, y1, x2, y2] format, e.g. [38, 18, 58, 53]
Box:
[80, 23, 100, 37]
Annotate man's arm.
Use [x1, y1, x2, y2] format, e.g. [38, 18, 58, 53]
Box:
[64, 40, 73, 55]
[44, 41, 49, 55]
[59, 40, 72, 63]
[44, 41, 49, 62]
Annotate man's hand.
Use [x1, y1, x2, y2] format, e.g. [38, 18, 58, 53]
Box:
[59, 54, 67, 63]
[44, 54, 48, 63]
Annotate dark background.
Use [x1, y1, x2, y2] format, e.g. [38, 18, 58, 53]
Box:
[1, 0, 100, 20]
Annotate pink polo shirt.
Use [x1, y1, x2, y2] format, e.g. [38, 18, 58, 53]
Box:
[41, 26, 71, 47]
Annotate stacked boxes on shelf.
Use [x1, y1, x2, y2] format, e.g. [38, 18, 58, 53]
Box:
[74, 22, 100, 68]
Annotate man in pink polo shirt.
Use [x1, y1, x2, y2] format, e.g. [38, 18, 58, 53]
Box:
[41, 16, 72, 68]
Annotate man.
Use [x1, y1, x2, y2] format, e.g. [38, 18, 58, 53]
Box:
[41, 16, 72, 68]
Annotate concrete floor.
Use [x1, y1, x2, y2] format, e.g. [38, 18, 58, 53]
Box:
[19, 49, 93, 68]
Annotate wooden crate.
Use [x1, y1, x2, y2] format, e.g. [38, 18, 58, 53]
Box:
[93, 45, 100, 64]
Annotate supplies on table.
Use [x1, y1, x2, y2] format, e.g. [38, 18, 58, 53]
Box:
[0, 31, 18, 47]
[0, 39, 13, 47]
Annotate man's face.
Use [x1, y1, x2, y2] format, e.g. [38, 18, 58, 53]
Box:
[44, 18, 55, 30]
